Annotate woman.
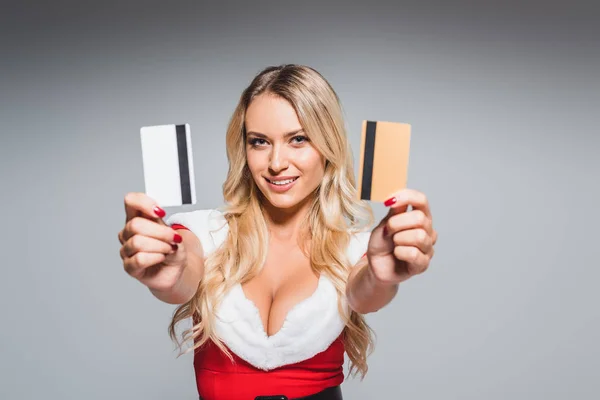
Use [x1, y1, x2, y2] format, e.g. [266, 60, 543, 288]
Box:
[118, 64, 437, 400]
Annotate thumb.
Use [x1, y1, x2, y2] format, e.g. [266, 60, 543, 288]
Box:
[376, 203, 405, 234]
[368, 216, 395, 256]
[376, 199, 409, 237]
[124, 192, 168, 226]
[372, 201, 407, 247]
[385, 201, 409, 218]
[378, 201, 409, 238]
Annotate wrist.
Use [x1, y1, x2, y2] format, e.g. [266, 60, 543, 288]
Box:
[150, 258, 196, 305]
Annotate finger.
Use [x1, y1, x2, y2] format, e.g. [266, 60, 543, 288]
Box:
[124, 192, 167, 224]
[120, 243, 176, 262]
[123, 252, 167, 278]
[384, 188, 431, 218]
[121, 234, 177, 259]
[118, 229, 125, 245]
[391, 228, 433, 254]
[393, 246, 430, 274]
[123, 217, 182, 245]
[386, 210, 432, 236]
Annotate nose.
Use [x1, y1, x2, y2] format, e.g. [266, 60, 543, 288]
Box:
[268, 143, 289, 173]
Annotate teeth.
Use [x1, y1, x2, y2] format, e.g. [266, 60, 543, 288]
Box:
[269, 178, 296, 185]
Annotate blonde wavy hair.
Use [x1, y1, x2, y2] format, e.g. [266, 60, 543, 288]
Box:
[169, 64, 376, 378]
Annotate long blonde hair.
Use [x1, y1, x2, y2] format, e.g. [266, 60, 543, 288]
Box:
[169, 64, 376, 378]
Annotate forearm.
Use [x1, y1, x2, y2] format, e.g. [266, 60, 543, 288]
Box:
[150, 251, 203, 305]
[346, 259, 399, 314]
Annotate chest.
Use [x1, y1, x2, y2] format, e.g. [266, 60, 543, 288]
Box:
[214, 273, 346, 371]
[241, 243, 319, 337]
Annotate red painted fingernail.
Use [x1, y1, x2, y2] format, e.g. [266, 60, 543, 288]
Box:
[153, 206, 166, 218]
[171, 244, 178, 251]
[383, 226, 388, 236]
[173, 233, 183, 243]
[384, 197, 397, 207]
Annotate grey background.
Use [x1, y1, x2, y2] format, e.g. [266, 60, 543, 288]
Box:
[1, 0, 599, 399]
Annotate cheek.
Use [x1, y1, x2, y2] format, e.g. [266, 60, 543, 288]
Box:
[296, 149, 325, 177]
[245, 150, 265, 175]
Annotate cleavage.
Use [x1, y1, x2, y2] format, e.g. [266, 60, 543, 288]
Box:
[240, 247, 318, 337]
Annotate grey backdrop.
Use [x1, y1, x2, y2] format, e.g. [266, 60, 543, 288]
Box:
[1, 0, 599, 399]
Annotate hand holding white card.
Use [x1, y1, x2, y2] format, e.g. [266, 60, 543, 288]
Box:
[140, 124, 197, 207]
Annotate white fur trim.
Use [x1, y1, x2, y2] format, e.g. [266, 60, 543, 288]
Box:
[215, 275, 347, 370]
[166, 209, 372, 370]
[347, 231, 371, 266]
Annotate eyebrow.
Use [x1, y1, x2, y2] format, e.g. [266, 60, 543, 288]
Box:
[245, 129, 305, 139]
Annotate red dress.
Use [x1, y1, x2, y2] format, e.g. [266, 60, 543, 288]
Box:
[168, 210, 370, 400]
[193, 333, 345, 399]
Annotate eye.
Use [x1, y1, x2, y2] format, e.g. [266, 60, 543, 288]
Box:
[291, 135, 309, 144]
[248, 138, 268, 147]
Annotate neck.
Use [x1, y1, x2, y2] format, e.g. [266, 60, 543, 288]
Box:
[262, 196, 314, 243]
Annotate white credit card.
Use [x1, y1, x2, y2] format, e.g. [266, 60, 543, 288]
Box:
[140, 123, 196, 207]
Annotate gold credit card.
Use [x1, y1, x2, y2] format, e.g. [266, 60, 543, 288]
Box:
[357, 120, 411, 202]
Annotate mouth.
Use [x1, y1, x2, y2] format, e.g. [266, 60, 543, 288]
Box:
[264, 176, 299, 192]
[265, 177, 299, 185]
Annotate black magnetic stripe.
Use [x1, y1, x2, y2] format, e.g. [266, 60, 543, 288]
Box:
[360, 121, 377, 200]
[175, 124, 192, 204]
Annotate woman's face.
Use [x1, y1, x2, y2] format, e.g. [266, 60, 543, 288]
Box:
[245, 93, 325, 212]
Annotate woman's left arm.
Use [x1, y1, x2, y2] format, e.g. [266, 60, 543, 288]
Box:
[346, 189, 438, 314]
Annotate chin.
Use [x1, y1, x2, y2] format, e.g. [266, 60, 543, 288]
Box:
[264, 194, 300, 210]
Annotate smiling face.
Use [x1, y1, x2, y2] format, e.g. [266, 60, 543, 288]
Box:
[245, 92, 326, 212]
